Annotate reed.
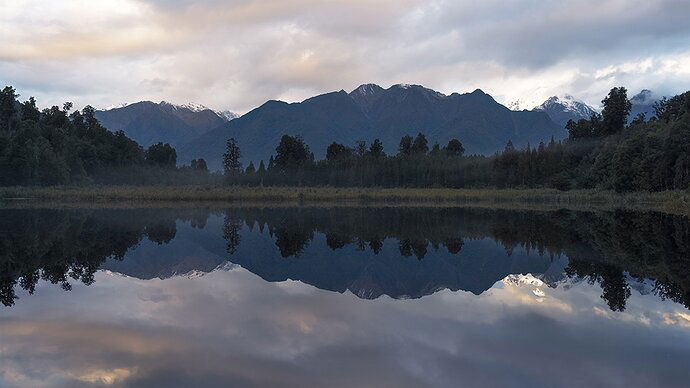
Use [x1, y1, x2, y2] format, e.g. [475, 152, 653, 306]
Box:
[1, 185, 688, 214]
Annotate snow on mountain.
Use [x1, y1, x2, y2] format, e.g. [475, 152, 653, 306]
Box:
[158, 101, 239, 121]
[534, 95, 597, 117]
[532, 95, 598, 128]
[160, 101, 211, 113]
[216, 110, 240, 121]
[103, 102, 130, 110]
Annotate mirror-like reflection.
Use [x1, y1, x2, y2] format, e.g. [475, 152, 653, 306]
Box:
[1, 206, 689, 387]
[2, 207, 688, 311]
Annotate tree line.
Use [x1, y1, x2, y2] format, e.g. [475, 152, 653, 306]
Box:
[0, 86, 216, 185]
[224, 87, 690, 192]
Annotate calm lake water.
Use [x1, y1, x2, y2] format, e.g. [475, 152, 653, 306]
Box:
[1, 206, 689, 387]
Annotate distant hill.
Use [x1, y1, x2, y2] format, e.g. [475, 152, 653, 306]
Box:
[532, 95, 598, 128]
[180, 84, 565, 169]
[95, 101, 238, 149]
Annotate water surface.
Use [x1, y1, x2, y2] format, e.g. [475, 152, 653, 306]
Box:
[1, 207, 689, 387]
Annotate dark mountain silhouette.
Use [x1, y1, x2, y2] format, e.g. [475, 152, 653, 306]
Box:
[95, 101, 236, 148]
[179, 84, 565, 169]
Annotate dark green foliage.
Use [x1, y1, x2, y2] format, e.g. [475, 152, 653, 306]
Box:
[600, 87, 632, 136]
[145, 142, 177, 167]
[0, 86, 216, 186]
[245, 161, 256, 174]
[368, 139, 385, 159]
[233, 88, 690, 192]
[398, 135, 413, 156]
[444, 139, 465, 157]
[190, 158, 208, 171]
[411, 132, 429, 155]
[222, 138, 242, 179]
[274, 135, 313, 171]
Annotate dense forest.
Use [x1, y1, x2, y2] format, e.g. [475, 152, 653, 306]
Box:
[226, 87, 690, 192]
[0, 86, 216, 185]
[3, 84, 689, 192]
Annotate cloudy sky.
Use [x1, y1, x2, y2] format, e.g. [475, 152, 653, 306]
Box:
[2, 0, 690, 113]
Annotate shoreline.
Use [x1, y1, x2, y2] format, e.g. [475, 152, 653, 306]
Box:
[1, 185, 688, 215]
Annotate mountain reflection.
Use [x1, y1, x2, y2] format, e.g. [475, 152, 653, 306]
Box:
[1, 207, 688, 311]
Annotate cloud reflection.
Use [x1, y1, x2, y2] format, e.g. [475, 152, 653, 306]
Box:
[1, 267, 689, 387]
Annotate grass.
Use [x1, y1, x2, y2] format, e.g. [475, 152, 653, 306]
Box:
[1, 185, 689, 214]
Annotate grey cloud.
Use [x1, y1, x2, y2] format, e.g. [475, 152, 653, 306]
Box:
[1, 0, 689, 112]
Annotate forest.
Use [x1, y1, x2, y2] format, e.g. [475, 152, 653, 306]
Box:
[0, 86, 215, 185]
[2, 84, 689, 193]
[226, 87, 690, 192]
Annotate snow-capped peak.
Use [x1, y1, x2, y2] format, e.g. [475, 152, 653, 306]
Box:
[215, 110, 239, 121]
[160, 101, 211, 112]
[103, 102, 130, 110]
[534, 95, 597, 117]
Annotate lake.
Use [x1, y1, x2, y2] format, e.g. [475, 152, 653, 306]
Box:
[1, 206, 689, 387]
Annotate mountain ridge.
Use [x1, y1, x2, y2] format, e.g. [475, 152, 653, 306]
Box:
[95, 101, 238, 149]
[179, 83, 566, 169]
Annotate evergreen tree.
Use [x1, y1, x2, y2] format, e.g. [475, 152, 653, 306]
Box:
[245, 161, 256, 174]
[412, 133, 429, 155]
[399, 135, 413, 156]
[368, 138, 385, 159]
[601, 87, 632, 135]
[444, 139, 465, 157]
[223, 138, 242, 177]
[146, 143, 177, 167]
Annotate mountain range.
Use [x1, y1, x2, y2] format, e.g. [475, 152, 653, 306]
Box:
[95, 85, 660, 170]
[179, 84, 565, 169]
[94, 101, 238, 148]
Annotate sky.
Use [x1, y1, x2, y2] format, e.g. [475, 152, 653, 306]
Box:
[2, 0, 690, 113]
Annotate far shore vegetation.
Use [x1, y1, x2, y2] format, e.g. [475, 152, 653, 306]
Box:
[2, 185, 689, 215]
[2, 85, 689, 203]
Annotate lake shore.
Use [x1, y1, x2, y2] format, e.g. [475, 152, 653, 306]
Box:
[1, 185, 689, 214]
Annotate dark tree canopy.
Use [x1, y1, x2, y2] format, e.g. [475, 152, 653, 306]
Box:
[274, 135, 313, 170]
[223, 138, 242, 177]
[600, 87, 632, 136]
[146, 142, 177, 167]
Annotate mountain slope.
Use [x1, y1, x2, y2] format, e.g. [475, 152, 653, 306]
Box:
[629, 89, 659, 122]
[532, 95, 598, 128]
[95, 101, 237, 148]
[180, 84, 565, 169]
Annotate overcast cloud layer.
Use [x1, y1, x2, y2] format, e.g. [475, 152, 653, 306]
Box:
[2, 0, 690, 112]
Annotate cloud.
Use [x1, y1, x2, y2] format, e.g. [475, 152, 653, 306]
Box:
[1, 0, 689, 112]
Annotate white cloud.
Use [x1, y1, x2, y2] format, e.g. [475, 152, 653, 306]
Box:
[1, 0, 690, 112]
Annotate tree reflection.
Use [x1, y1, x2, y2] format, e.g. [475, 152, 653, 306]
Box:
[0, 209, 209, 306]
[1, 206, 688, 312]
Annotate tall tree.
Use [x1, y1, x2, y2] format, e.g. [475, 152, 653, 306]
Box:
[223, 138, 242, 177]
[399, 135, 413, 156]
[274, 135, 312, 170]
[601, 87, 631, 135]
[146, 143, 177, 167]
[444, 139, 465, 157]
[412, 133, 429, 155]
[368, 138, 385, 159]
